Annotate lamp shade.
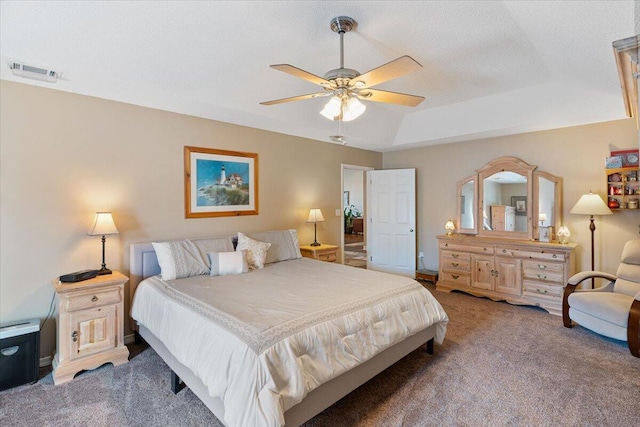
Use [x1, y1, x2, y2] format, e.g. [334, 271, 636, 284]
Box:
[539, 213, 548, 222]
[306, 208, 326, 223]
[88, 212, 119, 236]
[570, 192, 612, 216]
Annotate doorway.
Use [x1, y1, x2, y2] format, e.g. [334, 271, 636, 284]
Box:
[342, 164, 373, 267]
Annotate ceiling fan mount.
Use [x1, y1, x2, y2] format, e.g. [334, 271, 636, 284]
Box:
[260, 16, 425, 121]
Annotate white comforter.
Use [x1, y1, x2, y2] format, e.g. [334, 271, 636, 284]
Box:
[131, 258, 448, 427]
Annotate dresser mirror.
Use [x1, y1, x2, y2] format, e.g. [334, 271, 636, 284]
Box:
[456, 156, 562, 241]
[457, 175, 477, 234]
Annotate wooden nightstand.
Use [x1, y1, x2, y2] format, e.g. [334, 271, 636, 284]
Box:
[300, 244, 339, 263]
[52, 271, 130, 385]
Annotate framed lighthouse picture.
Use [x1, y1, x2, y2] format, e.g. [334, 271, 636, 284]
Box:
[184, 146, 259, 218]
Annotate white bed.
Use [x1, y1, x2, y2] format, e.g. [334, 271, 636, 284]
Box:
[129, 232, 448, 427]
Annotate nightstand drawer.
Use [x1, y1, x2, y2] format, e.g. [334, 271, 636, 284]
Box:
[317, 253, 337, 262]
[65, 288, 121, 312]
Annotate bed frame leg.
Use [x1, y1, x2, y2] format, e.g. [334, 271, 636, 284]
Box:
[134, 331, 142, 345]
[171, 370, 186, 394]
[426, 338, 434, 355]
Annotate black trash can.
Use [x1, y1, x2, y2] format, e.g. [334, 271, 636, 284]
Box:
[0, 318, 40, 391]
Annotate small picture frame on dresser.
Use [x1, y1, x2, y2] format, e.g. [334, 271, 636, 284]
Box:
[539, 226, 551, 243]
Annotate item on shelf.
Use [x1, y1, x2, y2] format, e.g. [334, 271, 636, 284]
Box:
[611, 149, 639, 167]
[629, 199, 639, 209]
[608, 199, 620, 209]
[605, 156, 623, 168]
[609, 173, 622, 182]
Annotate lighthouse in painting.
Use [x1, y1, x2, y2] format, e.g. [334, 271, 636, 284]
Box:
[219, 164, 226, 185]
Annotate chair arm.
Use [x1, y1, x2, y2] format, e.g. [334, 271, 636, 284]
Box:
[562, 273, 616, 328]
[629, 297, 640, 357]
[567, 271, 617, 286]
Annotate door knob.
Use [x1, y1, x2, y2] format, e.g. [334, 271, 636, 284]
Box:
[409, 228, 414, 232]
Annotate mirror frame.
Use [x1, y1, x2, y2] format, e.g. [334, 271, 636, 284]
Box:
[456, 175, 478, 234]
[533, 171, 563, 240]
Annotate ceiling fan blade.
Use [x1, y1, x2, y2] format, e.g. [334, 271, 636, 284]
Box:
[270, 64, 333, 87]
[354, 56, 422, 88]
[260, 92, 330, 106]
[359, 88, 425, 107]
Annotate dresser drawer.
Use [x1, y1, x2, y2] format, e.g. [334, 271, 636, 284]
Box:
[441, 259, 470, 272]
[522, 261, 564, 284]
[441, 250, 470, 263]
[440, 271, 470, 287]
[65, 288, 121, 312]
[522, 280, 563, 299]
[513, 249, 565, 262]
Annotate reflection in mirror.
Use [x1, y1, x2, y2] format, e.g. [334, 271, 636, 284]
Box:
[482, 171, 527, 232]
[538, 177, 555, 227]
[534, 171, 562, 240]
[457, 175, 477, 234]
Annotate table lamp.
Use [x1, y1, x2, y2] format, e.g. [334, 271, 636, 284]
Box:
[445, 219, 455, 235]
[306, 208, 325, 247]
[87, 212, 119, 275]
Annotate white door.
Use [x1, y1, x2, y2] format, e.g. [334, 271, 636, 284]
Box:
[367, 169, 416, 277]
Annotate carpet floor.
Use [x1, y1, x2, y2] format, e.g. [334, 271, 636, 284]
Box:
[1, 284, 639, 426]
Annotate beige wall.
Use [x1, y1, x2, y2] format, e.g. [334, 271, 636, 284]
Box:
[383, 119, 639, 277]
[0, 81, 382, 358]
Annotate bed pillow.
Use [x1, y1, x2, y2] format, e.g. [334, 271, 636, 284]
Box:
[208, 250, 249, 276]
[246, 229, 302, 264]
[236, 232, 271, 270]
[152, 240, 209, 281]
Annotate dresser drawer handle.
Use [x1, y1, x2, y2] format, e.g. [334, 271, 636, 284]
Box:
[452, 262, 459, 267]
[537, 274, 547, 280]
[1, 346, 19, 356]
[552, 254, 558, 258]
[452, 274, 460, 279]
[452, 254, 459, 259]
[72, 331, 78, 342]
[483, 247, 487, 251]
[91, 295, 99, 302]
[536, 288, 548, 294]
[537, 265, 546, 270]
[502, 249, 507, 253]
[444, 243, 448, 247]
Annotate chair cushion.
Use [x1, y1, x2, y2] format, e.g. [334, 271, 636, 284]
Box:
[568, 292, 633, 328]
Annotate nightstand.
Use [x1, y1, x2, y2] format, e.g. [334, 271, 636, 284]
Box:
[52, 271, 129, 385]
[300, 244, 339, 263]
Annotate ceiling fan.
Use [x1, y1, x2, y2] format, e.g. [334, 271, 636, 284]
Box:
[260, 16, 425, 122]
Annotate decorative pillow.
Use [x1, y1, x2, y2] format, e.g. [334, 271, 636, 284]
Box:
[236, 232, 271, 270]
[152, 240, 209, 281]
[246, 229, 302, 264]
[208, 250, 249, 276]
[193, 236, 235, 269]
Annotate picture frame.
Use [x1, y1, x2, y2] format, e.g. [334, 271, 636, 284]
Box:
[184, 146, 258, 218]
[511, 196, 527, 216]
[539, 226, 551, 243]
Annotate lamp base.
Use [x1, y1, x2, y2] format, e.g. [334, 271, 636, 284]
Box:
[310, 241, 321, 247]
[97, 267, 112, 275]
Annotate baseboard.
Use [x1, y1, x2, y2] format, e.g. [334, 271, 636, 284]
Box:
[39, 355, 52, 368]
[39, 334, 137, 367]
[124, 333, 136, 345]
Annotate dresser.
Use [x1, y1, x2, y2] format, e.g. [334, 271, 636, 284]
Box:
[52, 271, 130, 385]
[437, 235, 576, 315]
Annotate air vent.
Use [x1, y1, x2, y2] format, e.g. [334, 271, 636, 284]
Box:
[9, 62, 58, 83]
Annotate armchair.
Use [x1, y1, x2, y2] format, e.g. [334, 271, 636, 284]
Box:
[563, 239, 640, 357]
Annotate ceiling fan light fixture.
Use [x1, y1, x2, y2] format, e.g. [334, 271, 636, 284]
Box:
[344, 97, 365, 120]
[320, 96, 342, 120]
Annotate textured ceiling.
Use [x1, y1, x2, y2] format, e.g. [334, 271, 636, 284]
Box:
[0, 1, 636, 151]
